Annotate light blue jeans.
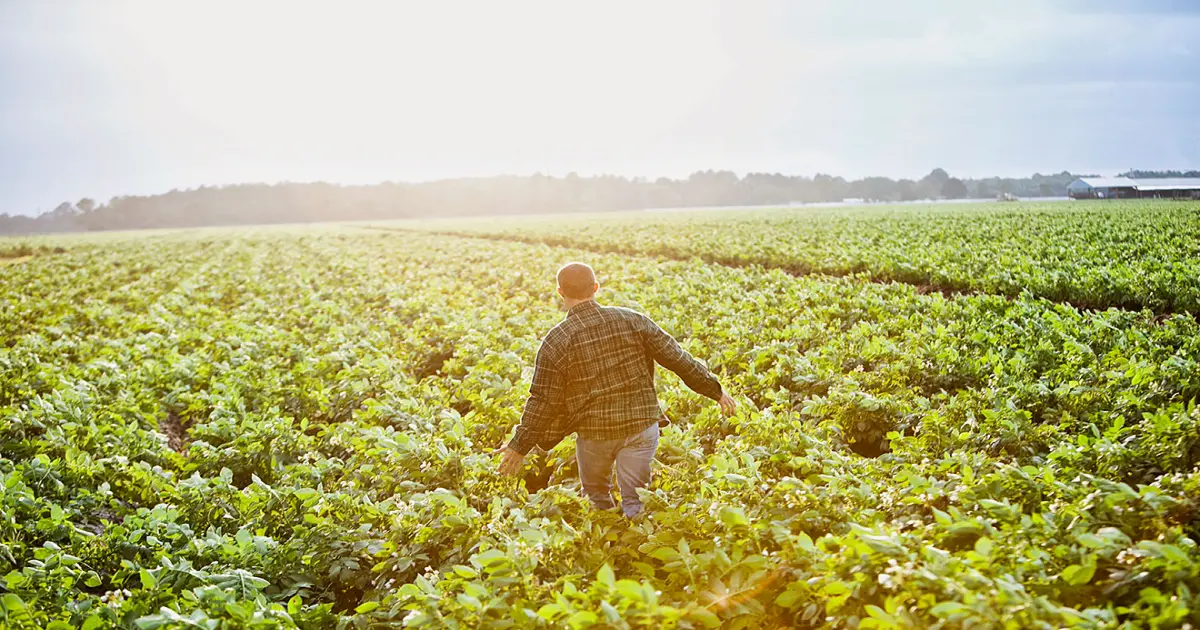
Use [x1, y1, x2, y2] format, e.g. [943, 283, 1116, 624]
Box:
[576, 422, 659, 517]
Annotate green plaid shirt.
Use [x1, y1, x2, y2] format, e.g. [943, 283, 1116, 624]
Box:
[507, 300, 724, 455]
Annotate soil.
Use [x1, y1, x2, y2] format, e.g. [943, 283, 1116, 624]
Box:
[160, 412, 188, 453]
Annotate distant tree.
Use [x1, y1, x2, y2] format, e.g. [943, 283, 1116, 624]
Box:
[918, 168, 952, 198]
[942, 178, 969, 199]
[895, 179, 919, 201]
[811, 174, 846, 202]
[1120, 169, 1200, 178]
[76, 198, 96, 213]
[924, 168, 951, 185]
[853, 177, 902, 201]
[1038, 183, 1054, 197]
[50, 202, 77, 218]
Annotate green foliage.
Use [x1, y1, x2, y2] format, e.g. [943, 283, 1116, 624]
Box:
[1, 219, 1198, 628]
[409, 199, 1200, 313]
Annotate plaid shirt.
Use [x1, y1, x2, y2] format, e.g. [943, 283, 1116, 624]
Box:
[507, 300, 724, 455]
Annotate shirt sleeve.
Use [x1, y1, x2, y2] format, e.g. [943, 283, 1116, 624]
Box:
[507, 336, 568, 455]
[639, 315, 724, 401]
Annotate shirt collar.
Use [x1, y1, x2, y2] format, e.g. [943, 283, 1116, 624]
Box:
[567, 299, 599, 316]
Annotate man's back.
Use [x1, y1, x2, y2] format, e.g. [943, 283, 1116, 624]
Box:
[552, 302, 676, 440]
[497, 262, 735, 518]
[507, 299, 724, 454]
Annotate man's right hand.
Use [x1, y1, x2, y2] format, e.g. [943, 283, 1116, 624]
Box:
[718, 392, 737, 417]
[493, 446, 526, 476]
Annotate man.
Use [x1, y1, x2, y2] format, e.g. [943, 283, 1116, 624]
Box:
[496, 262, 736, 517]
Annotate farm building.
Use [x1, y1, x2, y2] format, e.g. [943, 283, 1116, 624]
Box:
[1068, 177, 1200, 199]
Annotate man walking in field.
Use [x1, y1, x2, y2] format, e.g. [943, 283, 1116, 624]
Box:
[496, 262, 736, 517]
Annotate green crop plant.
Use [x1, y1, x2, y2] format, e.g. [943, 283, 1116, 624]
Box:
[0, 205, 1198, 628]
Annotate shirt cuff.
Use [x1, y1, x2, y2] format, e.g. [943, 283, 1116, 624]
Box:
[702, 379, 724, 402]
[507, 429, 536, 456]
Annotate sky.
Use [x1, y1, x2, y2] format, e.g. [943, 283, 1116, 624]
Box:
[1, 0, 1198, 215]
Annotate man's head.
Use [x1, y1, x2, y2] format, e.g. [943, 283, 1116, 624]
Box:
[557, 262, 598, 302]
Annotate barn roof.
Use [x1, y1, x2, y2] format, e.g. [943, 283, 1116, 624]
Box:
[1132, 177, 1200, 191]
[1068, 177, 1200, 191]
[1075, 177, 1138, 188]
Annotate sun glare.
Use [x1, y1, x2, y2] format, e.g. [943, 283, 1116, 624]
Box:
[104, 0, 737, 181]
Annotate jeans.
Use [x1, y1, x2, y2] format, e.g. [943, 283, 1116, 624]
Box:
[576, 422, 659, 517]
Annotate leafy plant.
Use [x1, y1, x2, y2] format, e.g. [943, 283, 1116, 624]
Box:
[1, 210, 1199, 628]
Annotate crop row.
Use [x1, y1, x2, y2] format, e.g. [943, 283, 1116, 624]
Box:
[398, 200, 1200, 313]
[0, 229, 1197, 628]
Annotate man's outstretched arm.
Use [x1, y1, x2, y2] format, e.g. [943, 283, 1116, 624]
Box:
[640, 315, 737, 415]
[498, 339, 567, 474]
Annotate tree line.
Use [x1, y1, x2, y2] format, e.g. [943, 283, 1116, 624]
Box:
[0, 168, 1081, 235]
[1118, 170, 1200, 179]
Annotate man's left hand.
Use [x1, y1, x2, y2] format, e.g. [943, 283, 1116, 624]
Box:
[494, 447, 526, 476]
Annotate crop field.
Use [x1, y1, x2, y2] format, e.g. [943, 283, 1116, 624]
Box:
[1, 200, 1199, 629]
[407, 200, 1200, 313]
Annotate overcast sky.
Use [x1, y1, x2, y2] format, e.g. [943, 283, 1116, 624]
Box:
[1, 0, 1197, 215]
